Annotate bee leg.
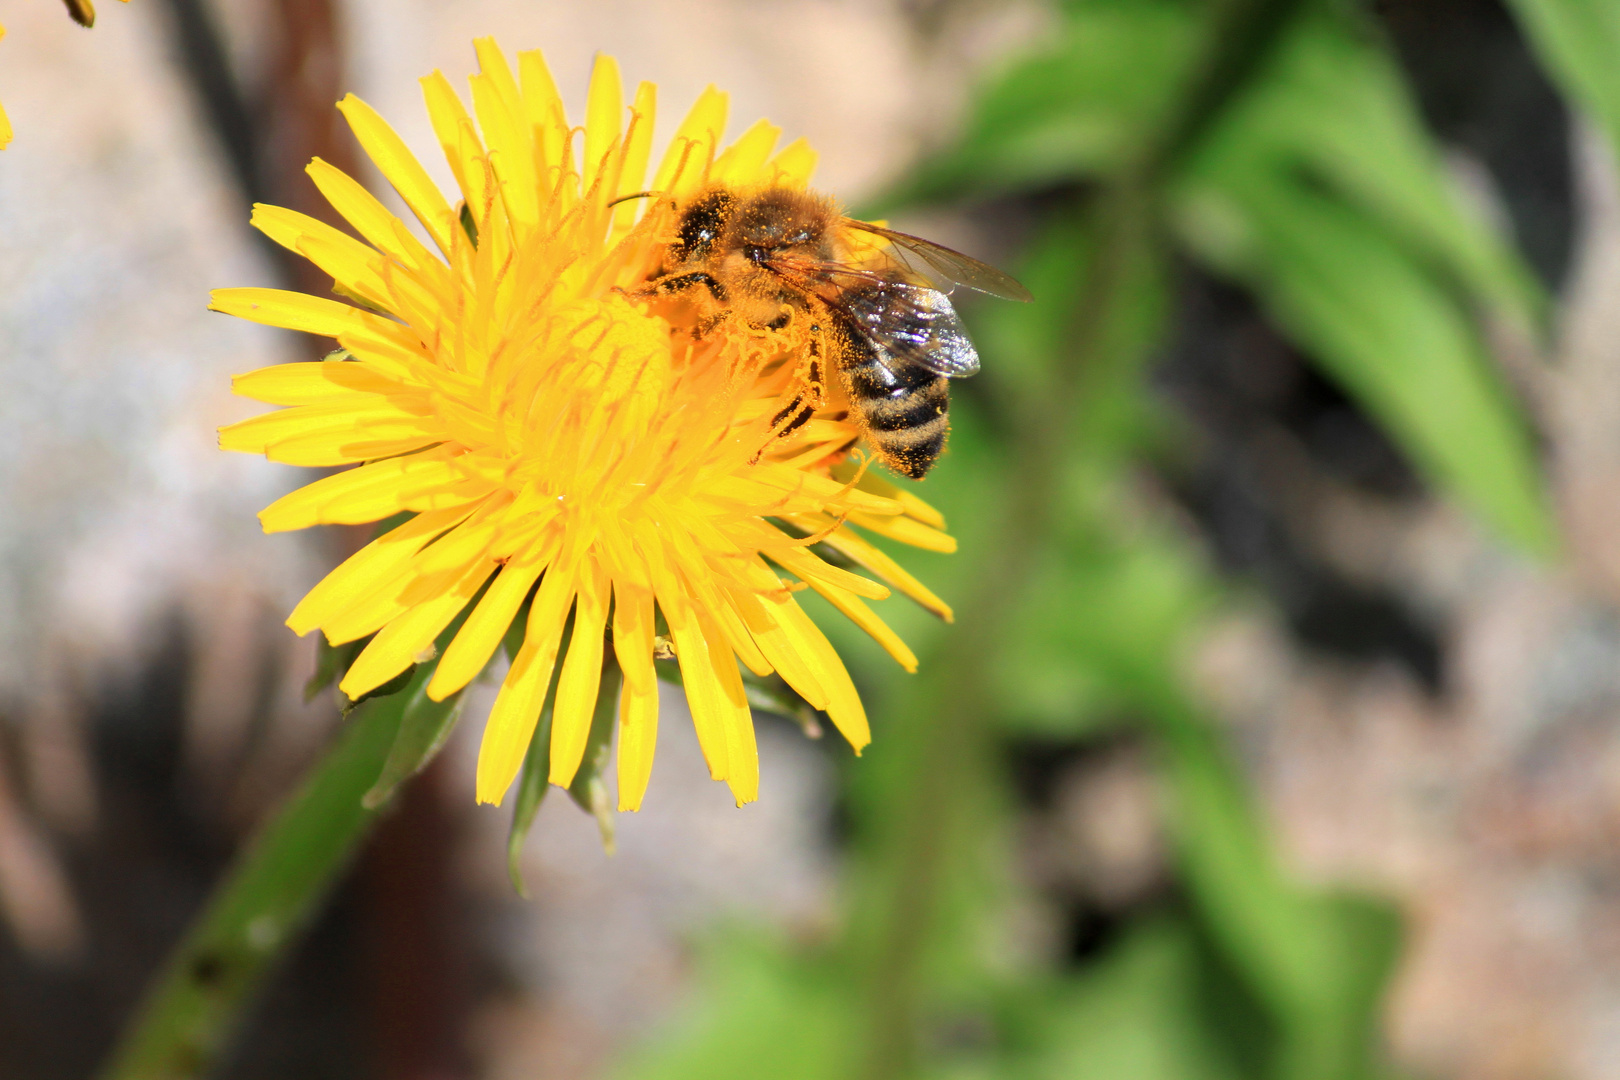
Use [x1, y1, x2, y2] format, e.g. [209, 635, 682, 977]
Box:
[770, 395, 815, 438]
[692, 311, 730, 338]
[635, 271, 729, 302]
[749, 392, 815, 465]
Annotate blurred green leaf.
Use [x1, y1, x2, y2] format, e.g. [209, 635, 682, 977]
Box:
[1196, 10, 1547, 331]
[880, 0, 1203, 205]
[1177, 165, 1554, 551]
[1138, 684, 1402, 1080]
[612, 933, 854, 1080]
[1016, 921, 1248, 1080]
[1505, 0, 1620, 164]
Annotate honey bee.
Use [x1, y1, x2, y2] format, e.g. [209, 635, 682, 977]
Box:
[631, 184, 1031, 479]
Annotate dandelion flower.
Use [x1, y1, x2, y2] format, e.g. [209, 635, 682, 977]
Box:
[215, 40, 957, 809]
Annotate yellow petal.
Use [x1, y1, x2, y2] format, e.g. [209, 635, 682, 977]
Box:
[663, 597, 730, 783]
[307, 158, 435, 272]
[616, 675, 658, 812]
[847, 510, 957, 553]
[650, 85, 728, 198]
[257, 452, 464, 532]
[698, 611, 759, 806]
[470, 53, 540, 228]
[612, 82, 657, 237]
[517, 49, 569, 183]
[231, 357, 404, 407]
[583, 54, 623, 202]
[429, 554, 547, 700]
[287, 508, 469, 636]
[790, 515, 954, 622]
[219, 400, 440, 468]
[339, 558, 495, 698]
[421, 70, 478, 202]
[251, 205, 389, 306]
[768, 544, 890, 601]
[548, 555, 610, 786]
[803, 578, 917, 673]
[475, 559, 578, 804]
[337, 94, 456, 256]
[753, 569, 869, 751]
[768, 137, 818, 187]
[210, 286, 389, 342]
[612, 582, 659, 811]
[711, 118, 779, 185]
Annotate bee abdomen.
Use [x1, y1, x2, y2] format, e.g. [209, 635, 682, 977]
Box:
[842, 347, 950, 479]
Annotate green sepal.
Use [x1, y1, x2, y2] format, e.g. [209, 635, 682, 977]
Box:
[742, 671, 823, 740]
[340, 664, 414, 716]
[303, 636, 365, 703]
[360, 575, 497, 807]
[361, 670, 466, 810]
[506, 680, 559, 898]
[566, 655, 623, 854]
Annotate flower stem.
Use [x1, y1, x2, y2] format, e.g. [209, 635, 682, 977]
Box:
[851, 0, 1309, 1073]
[97, 691, 408, 1080]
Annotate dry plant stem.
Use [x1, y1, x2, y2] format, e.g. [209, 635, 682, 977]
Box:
[97, 692, 407, 1080]
[852, 0, 1308, 1074]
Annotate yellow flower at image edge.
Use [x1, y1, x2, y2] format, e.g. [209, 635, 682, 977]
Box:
[1, 24, 10, 149]
[214, 39, 956, 809]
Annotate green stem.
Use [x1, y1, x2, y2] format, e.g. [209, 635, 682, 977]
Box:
[98, 692, 408, 1080]
[851, 0, 1309, 1073]
[853, 186, 1153, 1080]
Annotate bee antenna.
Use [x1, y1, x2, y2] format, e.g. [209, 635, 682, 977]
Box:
[607, 190, 666, 208]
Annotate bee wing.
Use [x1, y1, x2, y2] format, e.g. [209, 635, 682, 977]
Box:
[842, 220, 1033, 302]
[833, 279, 982, 378]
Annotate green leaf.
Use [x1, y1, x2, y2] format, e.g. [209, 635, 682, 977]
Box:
[1141, 687, 1404, 1080]
[611, 932, 854, 1080]
[1201, 11, 1547, 331]
[876, 0, 1202, 206]
[360, 668, 465, 810]
[98, 692, 409, 1080]
[1505, 0, 1620, 165]
[567, 654, 623, 853]
[303, 636, 364, 703]
[1175, 169, 1555, 553]
[1021, 921, 1248, 1080]
[361, 584, 491, 809]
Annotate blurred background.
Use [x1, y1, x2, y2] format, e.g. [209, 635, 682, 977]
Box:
[1, 0, 1617, 1077]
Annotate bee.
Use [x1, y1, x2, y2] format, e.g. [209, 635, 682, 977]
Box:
[632, 184, 1031, 479]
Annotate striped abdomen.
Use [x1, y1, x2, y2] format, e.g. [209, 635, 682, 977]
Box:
[837, 329, 950, 480]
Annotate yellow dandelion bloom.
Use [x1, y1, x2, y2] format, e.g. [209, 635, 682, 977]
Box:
[215, 40, 957, 809]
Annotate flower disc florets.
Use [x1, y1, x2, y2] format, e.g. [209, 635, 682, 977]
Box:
[215, 40, 957, 808]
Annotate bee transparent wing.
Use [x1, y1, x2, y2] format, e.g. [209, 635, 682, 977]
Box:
[842, 220, 1033, 302]
[836, 280, 982, 378]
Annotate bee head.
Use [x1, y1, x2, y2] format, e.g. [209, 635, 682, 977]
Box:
[670, 188, 737, 264]
[732, 188, 832, 264]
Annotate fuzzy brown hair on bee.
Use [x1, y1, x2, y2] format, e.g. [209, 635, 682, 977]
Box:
[633, 183, 1031, 480]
